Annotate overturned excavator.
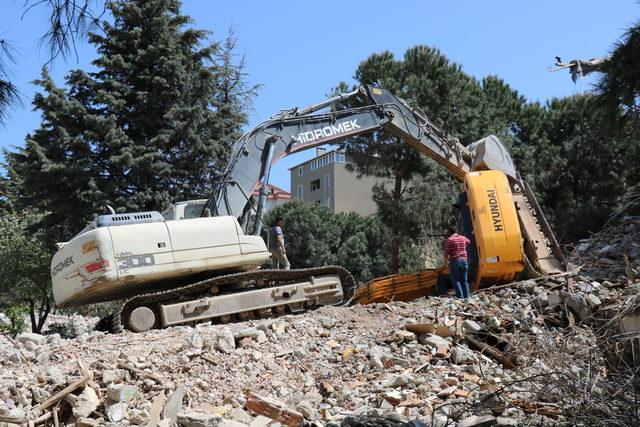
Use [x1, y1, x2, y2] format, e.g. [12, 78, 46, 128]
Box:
[51, 85, 566, 332]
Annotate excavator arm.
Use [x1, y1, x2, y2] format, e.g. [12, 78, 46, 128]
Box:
[205, 85, 565, 277]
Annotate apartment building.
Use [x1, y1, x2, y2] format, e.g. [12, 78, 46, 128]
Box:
[289, 148, 379, 216]
[251, 183, 292, 212]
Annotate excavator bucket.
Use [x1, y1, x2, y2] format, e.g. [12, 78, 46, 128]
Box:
[352, 267, 447, 305]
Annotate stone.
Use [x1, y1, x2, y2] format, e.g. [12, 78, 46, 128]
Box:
[437, 386, 457, 398]
[566, 295, 590, 320]
[36, 350, 51, 363]
[342, 347, 356, 361]
[453, 389, 470, 398]
[457, 415, 497, 427]
[102, 368, 129, 384]
[216, 328, 236, 354]
[444, 376, 459, 386]
[31, 386, 50, 404]
[496, 417, 519, 426]
[435, 346, 449, 358]
[320, 317, 337, 329]
[188, 330, 204, 349]
[46, 333, 61, 345]
[598, 245, 615, 255]
[325, 339, 339, 348]
[383, 391, 402, 406]
[163, 385, 185, 422]
[295, 400, 318, 420]
[176, 411, 221, 427]
[395, 330, 416, 342]
[219, 420, 248, 427]
[107, 384, 138, 403]
[547, 293, 564, 308]
[70, 386, 100, 418]
[462, 320, 483, 333]
[368, 345, 388, 369]
[231, 408, 254, 424]
[16, 332, 47, 347]
[76, 417, 102, 427]
[24, 341, 38, 352]
[235, 327, 268, 343]
[106, 402, 128, 423]
[46, 366, 65, 385]
[381, 373, 413, 388]
[450, 345, 477, 364]
[249, 415, 273, 427]
[418, 333, 450, 349]
[586, 293, 602, 309]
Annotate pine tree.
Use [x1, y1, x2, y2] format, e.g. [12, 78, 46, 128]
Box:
[5, 0, 256, 244]
[342, 46, 515, 273]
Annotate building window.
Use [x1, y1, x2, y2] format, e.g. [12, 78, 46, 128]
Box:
[324, 175, 329, 187]
[297, 185, 303, 196]
[310, 179, 320, 191]
[298, 167, 303, 176]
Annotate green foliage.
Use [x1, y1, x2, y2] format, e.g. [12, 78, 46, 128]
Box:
[4, 0, 257, 245]
[514, 94, 636, 240]
[338, 46, 522, 272]
[264, 201, 421, 283]
[0, 305, 28, 337]
[596, 20, 640, 134]
[0, 212, 53, 333]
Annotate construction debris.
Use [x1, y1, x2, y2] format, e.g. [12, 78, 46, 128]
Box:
[0, 218, 639, 426]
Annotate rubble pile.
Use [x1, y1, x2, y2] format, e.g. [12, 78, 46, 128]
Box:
[1, 216, 640, 426]
[573, 215, 640, 282]
[1, 271, 639, 427]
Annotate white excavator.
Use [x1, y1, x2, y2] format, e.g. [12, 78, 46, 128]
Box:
[51, 85, 565, 332]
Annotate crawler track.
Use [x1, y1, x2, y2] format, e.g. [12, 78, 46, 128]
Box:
[99, 266, 354, 333]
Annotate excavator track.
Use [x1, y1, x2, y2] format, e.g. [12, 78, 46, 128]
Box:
[101, 266, 354, 333]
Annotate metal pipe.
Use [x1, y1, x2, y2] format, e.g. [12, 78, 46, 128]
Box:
[293, 88, 361, 116]
[253, 140, 276, 236]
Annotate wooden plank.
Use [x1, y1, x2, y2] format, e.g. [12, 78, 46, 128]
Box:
[246, 394, 304, 427]
[146, 391, 166, 427]
[35, 375, 90, 412]
[117, 361, 162, 382]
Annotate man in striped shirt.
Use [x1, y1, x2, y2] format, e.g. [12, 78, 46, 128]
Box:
[444, 226, 471, 298]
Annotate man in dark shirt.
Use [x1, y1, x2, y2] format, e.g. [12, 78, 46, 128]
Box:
[269, 217, 290, 270]
[444, 226, 471, 298]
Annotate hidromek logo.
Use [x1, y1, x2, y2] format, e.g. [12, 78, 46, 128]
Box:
[52, 255, 74, 277]
[486, 189, 503, 232]
[293, 119, 361, 144]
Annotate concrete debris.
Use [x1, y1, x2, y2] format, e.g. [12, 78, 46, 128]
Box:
[106, 401, 128, 423]
[176, 411, 222, 427]
[1, 217, 640, 426]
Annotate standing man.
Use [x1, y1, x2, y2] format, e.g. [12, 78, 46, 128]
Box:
[269, 217, 290, 270]
[444, 226, 471, 298]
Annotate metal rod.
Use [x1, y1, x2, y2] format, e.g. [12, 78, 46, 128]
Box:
[293, 88, 361, 116]
[253, 140, 276, 236]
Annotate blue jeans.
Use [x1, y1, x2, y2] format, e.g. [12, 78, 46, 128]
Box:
[450, 259, 470, 298]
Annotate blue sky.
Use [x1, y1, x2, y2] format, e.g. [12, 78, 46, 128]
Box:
[0, 0, 637, 192]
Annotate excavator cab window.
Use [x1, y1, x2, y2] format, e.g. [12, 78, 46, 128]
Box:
[183, 201, 205, 219]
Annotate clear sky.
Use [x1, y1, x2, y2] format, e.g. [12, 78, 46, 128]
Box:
[0, 0, 637, 192]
